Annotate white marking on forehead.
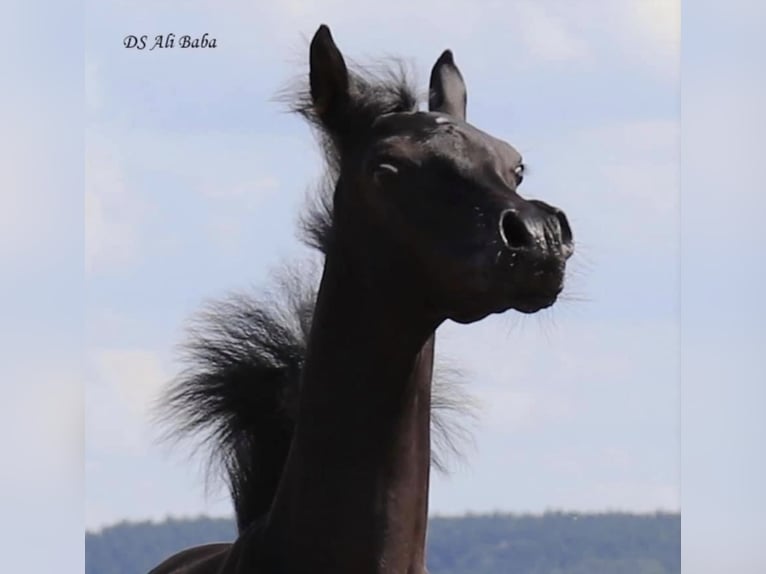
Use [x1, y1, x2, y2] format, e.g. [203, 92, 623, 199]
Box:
[434, 116, 451, 124]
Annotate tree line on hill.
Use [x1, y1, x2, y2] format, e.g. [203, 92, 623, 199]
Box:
[85, 511, 680, 574]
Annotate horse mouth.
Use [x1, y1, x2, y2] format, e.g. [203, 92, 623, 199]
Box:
[493, 254, 566, 315]
[507, 289, 562, 314]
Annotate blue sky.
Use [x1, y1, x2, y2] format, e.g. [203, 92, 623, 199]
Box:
[84, 1, 682, 530]
[681, 3, 766, 572]
[1, 1, 765, 573]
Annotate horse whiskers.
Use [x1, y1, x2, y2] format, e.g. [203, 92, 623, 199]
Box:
[558, 292, 592, 304]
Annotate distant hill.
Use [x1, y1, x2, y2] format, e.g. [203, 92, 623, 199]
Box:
[86, 512, 679, 574]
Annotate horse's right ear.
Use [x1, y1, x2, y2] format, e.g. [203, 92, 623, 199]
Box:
[429, 50, 467, 120]
[309, 25, 350, 127]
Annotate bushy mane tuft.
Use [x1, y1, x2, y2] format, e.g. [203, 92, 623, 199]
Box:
[285, 59, 419, 170]
[158, 267, 313, 532]
[281, 60, 421, 253]
[158, 264, 475, 533]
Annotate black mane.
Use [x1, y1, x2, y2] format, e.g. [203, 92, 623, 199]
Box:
[283, 60, 420, 253]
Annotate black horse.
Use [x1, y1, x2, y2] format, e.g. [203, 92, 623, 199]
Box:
[150, 24, 573, 574]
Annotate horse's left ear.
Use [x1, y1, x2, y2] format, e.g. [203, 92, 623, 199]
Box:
[429, 50, 467, 120]
[309, 24, 350, 128]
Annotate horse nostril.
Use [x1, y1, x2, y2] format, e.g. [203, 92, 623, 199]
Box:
[499, 209, 533, 250]
[555, 210, 573, 246]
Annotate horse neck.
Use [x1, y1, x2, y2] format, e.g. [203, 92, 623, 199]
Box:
[262, 248, 438, 574]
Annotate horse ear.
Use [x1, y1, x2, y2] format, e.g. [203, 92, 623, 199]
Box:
[309, 25, 350, 126]
[429, 50, 467, 120]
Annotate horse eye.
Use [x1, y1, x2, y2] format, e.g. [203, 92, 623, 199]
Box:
[378, 163, 399, 175]
[373, 162, 399, 185]
[513, 164, 525, 184]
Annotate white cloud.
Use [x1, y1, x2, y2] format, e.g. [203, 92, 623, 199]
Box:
[543, 446, 638, 480]
[205, 215, 245, 251]
[138, 0, 595, 73]
[592, 0, 680, 80]
[531, 118, 679, 258]
[480, 388, 577, 433]
[245, 0, 676, 76]
[632, 0, 681, 58]
[90, 348, 168, 420]
[85, 346, 172, 461]
[85, 135, 146, 273]
[511, 1, 590, 63]
[87, 307, 145, 343]
[587, 119, 679, 211]
[199, 176, 279, 202]
[85, 125, 291, 273]
[438, 312, 678, 428]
